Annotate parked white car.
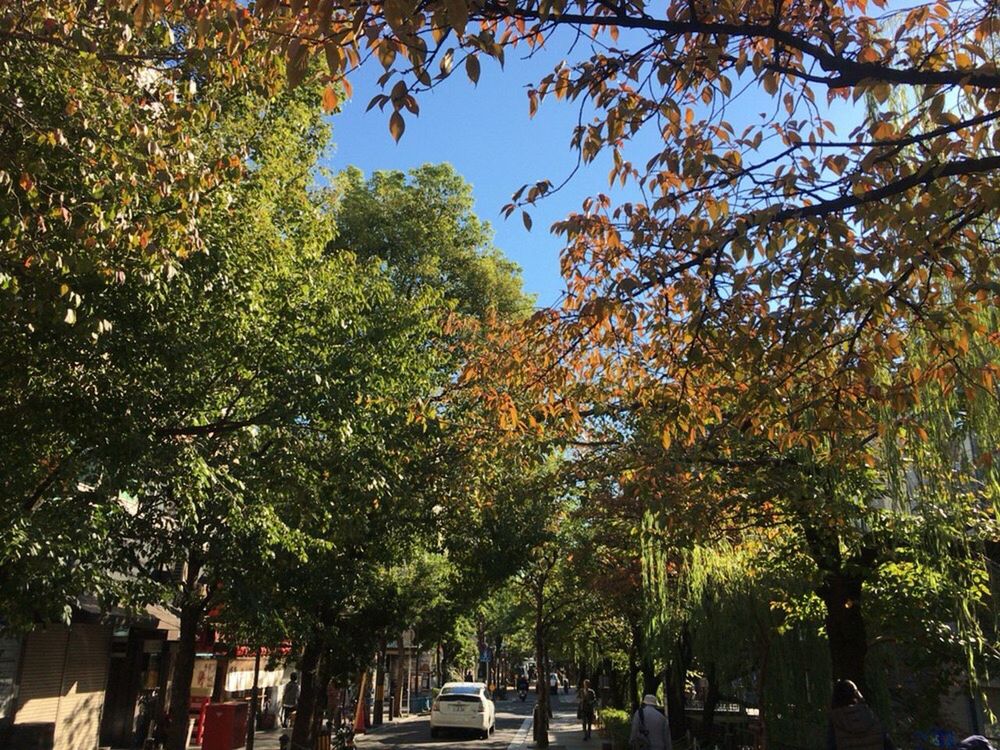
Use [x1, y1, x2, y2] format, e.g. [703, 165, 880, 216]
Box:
[430, 682, 496, 739]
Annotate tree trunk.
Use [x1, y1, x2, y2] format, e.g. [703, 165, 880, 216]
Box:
[164, 602, 200, 750]
[627, 628, 639, 713]
[291, 640, 322, 750]
[312, 654, 331, 739]
[757, 635, 770, 750]
[533, 587, 549, 747]
[641, 658, 662, 701]
[373, 643, 386, 726]
[605, 656, 625, 709]
[664, 628, 691, 740]
[701, 661, 720, 742]
[821, 570, 868, 691]
[392, 633, 406, 718]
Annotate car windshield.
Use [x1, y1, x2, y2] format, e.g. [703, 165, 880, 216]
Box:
[442, 686, 481, 695]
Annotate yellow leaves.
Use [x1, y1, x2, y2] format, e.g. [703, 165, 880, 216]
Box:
[975, 17, 1000, 42]
[857, 46, 880, 64]
[389, 111, 405, 141]
[286, 38, 311, 88]
[705, 197, 728, 222]
[871, 121, 895, 140]
[660, 424, 671, 451]
[439, 48, 454, 76]
[885, 331, 903, 356]
[444, 0, 469, 34]
[465, 54, 480, 85]
[826, 154, 849, 175]
[554, 68, 571, 100]
[762, 72, 779, 96]
[870, 82, 891, 104]
[132, 0, 147, 30]
[955, 330, 970, 355]
[377, 41, 397, 69]
[497, 396, 518, 431]
[321, 85, 340, 113]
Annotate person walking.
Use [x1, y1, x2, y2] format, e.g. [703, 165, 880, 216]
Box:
[281, 673, 300, 728]
[629, 695, 672, 750]
[827, 680, 895, 750]
[578, 679, 598, 741]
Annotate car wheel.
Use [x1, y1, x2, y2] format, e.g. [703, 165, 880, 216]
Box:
[481, 729, 490, 740]
[431, 727, 439, 739]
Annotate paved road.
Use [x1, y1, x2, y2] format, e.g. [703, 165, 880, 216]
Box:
[356, 696, 538, 750]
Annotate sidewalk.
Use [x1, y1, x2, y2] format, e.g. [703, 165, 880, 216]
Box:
[544, 690, 610, 750]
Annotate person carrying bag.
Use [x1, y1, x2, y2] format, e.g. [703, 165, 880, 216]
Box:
[630, 695, 672, 750]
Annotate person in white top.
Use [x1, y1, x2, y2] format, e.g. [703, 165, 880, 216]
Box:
[629, 694, 672, 750]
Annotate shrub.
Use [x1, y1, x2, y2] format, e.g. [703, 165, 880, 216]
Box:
[600, 708, 632, 750]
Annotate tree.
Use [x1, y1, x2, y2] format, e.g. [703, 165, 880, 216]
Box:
[1, 33, 456, 750]
[219, 0, 1000, 444]
[223, 162, 541, 747]
[331, 165, 535, 321]
[1, 6, 285, 625]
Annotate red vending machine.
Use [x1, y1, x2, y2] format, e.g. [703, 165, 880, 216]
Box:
[201, 701, 249, 750]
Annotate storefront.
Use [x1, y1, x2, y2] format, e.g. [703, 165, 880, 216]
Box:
[222, 649, 293, 728]
[98, 628, 169, 748]
[10, 623, 112, 750]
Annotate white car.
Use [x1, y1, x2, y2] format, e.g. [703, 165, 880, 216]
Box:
[430, 682, 496, 739]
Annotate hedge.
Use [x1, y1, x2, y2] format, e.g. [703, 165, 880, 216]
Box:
[600, 708, 632, 750]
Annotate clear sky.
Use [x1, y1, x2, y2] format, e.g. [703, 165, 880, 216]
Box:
[323, 34, 861, 309]
[322, 35, 620, 309]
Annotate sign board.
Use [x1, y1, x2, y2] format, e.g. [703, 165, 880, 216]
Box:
[190, 658, 217, 697]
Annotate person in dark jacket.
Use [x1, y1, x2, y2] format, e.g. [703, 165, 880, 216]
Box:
[827, 680, 894, 750]
[578, 679, 597, 740]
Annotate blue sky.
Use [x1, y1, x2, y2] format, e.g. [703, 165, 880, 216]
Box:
[322, 36, 618, 308]
[323, 34, 862, 309]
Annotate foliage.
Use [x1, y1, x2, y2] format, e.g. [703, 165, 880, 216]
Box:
[599, 707, 632, 750]
[330, 165, 535, 321]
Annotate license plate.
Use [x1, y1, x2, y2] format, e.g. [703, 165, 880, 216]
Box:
[452, 705, 465, 712]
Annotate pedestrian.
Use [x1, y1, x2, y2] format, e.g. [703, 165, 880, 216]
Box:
[827, 680, 895, 750]
[464, 670, 473, 682]
[629, 694, 672, 750]
[282, 673, 300, 728]
[577, 679, 597, 741]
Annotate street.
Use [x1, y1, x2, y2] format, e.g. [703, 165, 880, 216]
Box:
[354, 691, 590, 750]
[356, 696, 535, 750]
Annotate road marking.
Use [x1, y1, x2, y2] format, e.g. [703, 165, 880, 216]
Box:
[506, 716, 532, 750]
